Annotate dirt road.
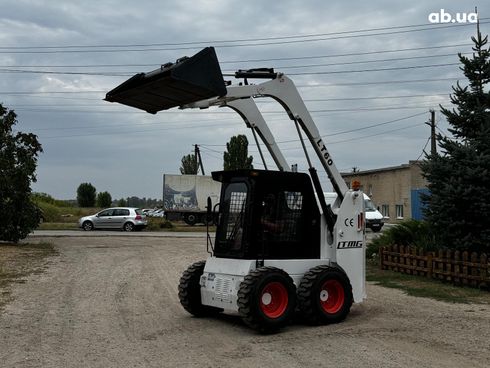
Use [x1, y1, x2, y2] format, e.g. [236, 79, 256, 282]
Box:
[1, 235, 489, 368]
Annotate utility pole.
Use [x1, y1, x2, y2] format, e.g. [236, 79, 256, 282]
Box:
[194, 144, 205, 175]
[429, 110, 436, 156]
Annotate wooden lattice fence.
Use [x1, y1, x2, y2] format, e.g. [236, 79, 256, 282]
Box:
[379, 245, 489, 288]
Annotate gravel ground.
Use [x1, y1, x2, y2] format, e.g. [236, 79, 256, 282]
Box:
[0, 235, 489, 368]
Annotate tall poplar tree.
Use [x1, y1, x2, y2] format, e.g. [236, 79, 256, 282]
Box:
[223, 135, 253, 171]
[180, 154, 198, 174]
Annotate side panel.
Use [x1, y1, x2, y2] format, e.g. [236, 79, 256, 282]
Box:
[264, 259, 332, 285]
[201, 257, 255, 311]
[163, 174, 221, 211]
[200, 257, 332, 311]
[332, 191, 366, 303]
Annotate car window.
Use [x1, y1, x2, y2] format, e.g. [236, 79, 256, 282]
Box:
[135, 209, 143, 215]
[98, 209, 114, 217]
[114, 209, 130, 216]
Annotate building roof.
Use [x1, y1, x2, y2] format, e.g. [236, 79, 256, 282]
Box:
[341, 160, 422, 177]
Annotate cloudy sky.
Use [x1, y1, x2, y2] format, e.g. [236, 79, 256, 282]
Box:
[1, 0, 489, 200]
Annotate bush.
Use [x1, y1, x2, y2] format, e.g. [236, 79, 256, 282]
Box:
[36, 202, 62, 223]
[367, 220, 437, 259]
[146, 218, 174, 231]
[32, 192, 71, 207]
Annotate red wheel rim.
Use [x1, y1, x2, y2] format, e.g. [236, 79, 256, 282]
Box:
[260, 281, 289, 318]
[319, 279, 345, 314]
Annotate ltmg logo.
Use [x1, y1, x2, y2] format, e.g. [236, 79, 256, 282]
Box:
[428, 9, 478, 24]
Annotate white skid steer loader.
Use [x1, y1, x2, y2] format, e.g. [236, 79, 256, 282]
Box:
[106, 47, 366, 333]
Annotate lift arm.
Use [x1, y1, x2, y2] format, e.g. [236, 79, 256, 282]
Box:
[182, 97, 289, 172]
[184, 73, 348, 198]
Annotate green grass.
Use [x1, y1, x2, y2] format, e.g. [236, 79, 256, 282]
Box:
[366, 261, 490, 304]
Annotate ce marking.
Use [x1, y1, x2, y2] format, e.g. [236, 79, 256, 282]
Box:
[344, 218, 354, 227]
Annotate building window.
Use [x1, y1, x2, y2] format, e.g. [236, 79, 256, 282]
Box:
[396, 204, 404, 219]
[381, 204, 390, 218]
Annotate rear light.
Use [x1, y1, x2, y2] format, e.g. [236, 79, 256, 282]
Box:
[135, 215, 142, 220]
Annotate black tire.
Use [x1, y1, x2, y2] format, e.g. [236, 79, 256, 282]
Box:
[82, 221, 94, 231]
[297, 265, 353, 325]
[184, 214, 197, 226]
[178, 261, 222, 317]
[123, 222, 134, 232]
[237, 267, 296, 333]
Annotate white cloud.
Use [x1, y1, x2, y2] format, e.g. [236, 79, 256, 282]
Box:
[2, 0, 490, 198]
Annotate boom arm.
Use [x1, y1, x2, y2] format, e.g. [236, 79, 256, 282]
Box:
[183, 97, 289, 172]
[184, 74, 348, 198]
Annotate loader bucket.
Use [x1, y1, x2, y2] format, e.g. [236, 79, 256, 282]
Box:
[105, 47, 226, 113]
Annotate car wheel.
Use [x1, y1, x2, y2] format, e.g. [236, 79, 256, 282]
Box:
[184, 214, 197, 226]
[82, 221, 94, 231]
[123, 222, 134, 232]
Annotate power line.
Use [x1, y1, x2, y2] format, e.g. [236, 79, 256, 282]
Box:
[35, 107, 432, 140]
[221, 44, 470, 64]
[277, 112, 428, 144]
[297, 77, 461, 87]
[269, 52, 470, 70]
[14, 102, 448, 115]
[416, 137, 431, 161]
[2, 21, 481, 49]
[0, 21, 486, 54]
[0, 62, 461, 77]
[283, 62, 460, 76]
[0, 48, 472, 70]
[18, 105, 438, 134]
[0, 75, 463, 97]
[199, 112, 428, 148]
[0, 68, 129, 76]
[8, 93, 449, 108]
[290, 122, 427, 147]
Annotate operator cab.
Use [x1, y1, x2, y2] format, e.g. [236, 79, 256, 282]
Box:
[212, 170, 321, 260]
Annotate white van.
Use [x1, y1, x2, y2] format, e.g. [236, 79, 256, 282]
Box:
[322, 192, 384, 232]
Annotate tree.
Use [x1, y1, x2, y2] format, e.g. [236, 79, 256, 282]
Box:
[0, 104, 43, 242]
[77, 183, 96, 207]
[117, 198, 127, 207]
[180, 154, 198, 174]
[96, 191, 112, 208]
[421, 31, 490, 253]
[223, 135, 253, 171]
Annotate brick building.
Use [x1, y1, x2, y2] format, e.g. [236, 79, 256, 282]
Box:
[342, 161, 428, 223]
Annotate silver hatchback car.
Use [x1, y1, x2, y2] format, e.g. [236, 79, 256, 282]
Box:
[79, 207, 148, 232]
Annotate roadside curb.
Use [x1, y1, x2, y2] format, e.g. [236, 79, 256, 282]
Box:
[28, 231, 214, 239]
